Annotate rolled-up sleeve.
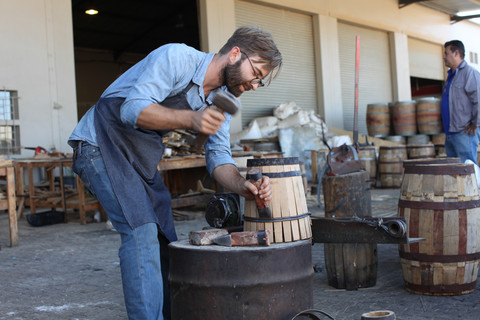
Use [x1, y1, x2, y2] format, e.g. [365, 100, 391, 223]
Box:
[205, 113, 236, 175]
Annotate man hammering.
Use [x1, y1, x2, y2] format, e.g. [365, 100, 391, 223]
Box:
[68, 26, 282, 319]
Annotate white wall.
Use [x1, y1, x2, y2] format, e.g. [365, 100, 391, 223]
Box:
[0, 0, 77, 155]
[198, 0, 480, 131]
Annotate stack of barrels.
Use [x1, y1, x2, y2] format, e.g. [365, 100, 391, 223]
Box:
[366, 97, 447, 188]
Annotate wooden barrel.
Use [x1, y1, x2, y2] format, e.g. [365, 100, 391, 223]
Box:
[358, 146, 377, 187]
[244, 157, 311, 243]
[378, 146, 407, 188]
[322, 171, 377, 290]
[169, 239, 313, 320]
[392, 101, 417, 136]
[416, 97, 442, 135]
[407, 134, 430, 145]
[435, 144, 446, 157]
[366, 103, 390, 137]
[385, 135, 406, 145]
[398, 163, 480, 295]
[406, 143, 435, 160]
[432, 133, 446, 145]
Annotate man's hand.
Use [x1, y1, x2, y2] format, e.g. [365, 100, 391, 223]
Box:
[135, 103, 225, 134]
[466, 124, 477, 136]
[243, 175, 272, 202]
[191, 108, 226, 135]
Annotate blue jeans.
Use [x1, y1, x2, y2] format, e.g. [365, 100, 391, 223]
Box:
[445, 129, 480, 164]
[72, 142, 169, 320]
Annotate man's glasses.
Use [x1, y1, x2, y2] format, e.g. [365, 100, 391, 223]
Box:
[241, 51, 265, 87]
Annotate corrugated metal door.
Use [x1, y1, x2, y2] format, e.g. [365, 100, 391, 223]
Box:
[235, 0, 317, 128]
[338, 22, 393, 135]
[408, 37, 444, 80]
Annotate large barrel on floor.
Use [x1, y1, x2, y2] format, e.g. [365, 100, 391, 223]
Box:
[398, 163, 480, 295]
[169, 239, 313, 320]
[392, 101, 417, 136]
[416, 97, 442, 135]
[378, 146, 407, 188]
[366, 103, 390, 137]
[244, 157, 311, 243]
[322, 171, 377, 290]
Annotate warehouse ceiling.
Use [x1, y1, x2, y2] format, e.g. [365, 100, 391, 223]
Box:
[400, 0, 480, 23]
[71, 0, 200, 59]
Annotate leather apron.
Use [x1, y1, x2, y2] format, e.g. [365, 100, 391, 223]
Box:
[94, 83, 195, 242]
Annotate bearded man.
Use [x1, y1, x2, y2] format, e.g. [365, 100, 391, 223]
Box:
[68, 26, 282, 320]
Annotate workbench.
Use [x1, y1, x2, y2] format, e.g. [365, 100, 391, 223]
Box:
[0, 161, 17, 246]
[158, 156, 214, 209]
[14, 157, 103, 224]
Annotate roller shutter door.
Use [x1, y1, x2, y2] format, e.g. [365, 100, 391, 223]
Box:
[408, 37, 444, 81]
[235, 0, 317, 128]
[338, 22, 393, 135]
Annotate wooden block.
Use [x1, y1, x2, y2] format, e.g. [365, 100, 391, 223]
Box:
[189, 228, 228, 246]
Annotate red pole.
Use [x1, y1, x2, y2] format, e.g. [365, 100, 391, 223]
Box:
[353, 35, 360, 148]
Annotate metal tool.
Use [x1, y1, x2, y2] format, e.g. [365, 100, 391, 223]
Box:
[311, 216, 424, 244]
[212, 230, 271, 247]
[245, 168, 272, 218]
[191, 89, 240, 152]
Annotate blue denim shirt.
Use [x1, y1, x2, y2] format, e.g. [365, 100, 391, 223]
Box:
[442, 60, 480, 133]
[69, 43, 235, 175]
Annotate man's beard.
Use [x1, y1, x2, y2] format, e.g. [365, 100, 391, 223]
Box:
[221, 59, 246, 97]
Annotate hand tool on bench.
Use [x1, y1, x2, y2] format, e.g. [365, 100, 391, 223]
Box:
[212, 230, 271, 247]
[23, 146, 48, 156]
[191, 89, 240, 153]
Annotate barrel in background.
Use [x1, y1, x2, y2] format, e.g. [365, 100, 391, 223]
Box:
[358, 146, 377, 187]
[407, 134, 430, 145]
[385, 135, 406, 145]
[406, 143, 435, 160]
[416, 97, 442, 135]
[398, 163, 480, 295]
[366, 103, 390, 137]
[392, 101, 417, 136]
[322, 171, 377, 290]
[378, 146, 407, 188]
[244, 157, 311, 243]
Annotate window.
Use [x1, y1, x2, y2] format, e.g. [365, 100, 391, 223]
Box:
[0, 90, 20, 155]
[470, 51, 479, 65]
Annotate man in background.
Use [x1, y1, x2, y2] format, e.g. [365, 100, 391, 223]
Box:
[441, 40, 480, 164]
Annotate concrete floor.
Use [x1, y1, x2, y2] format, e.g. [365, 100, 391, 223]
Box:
[0, 187, 479, 320]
